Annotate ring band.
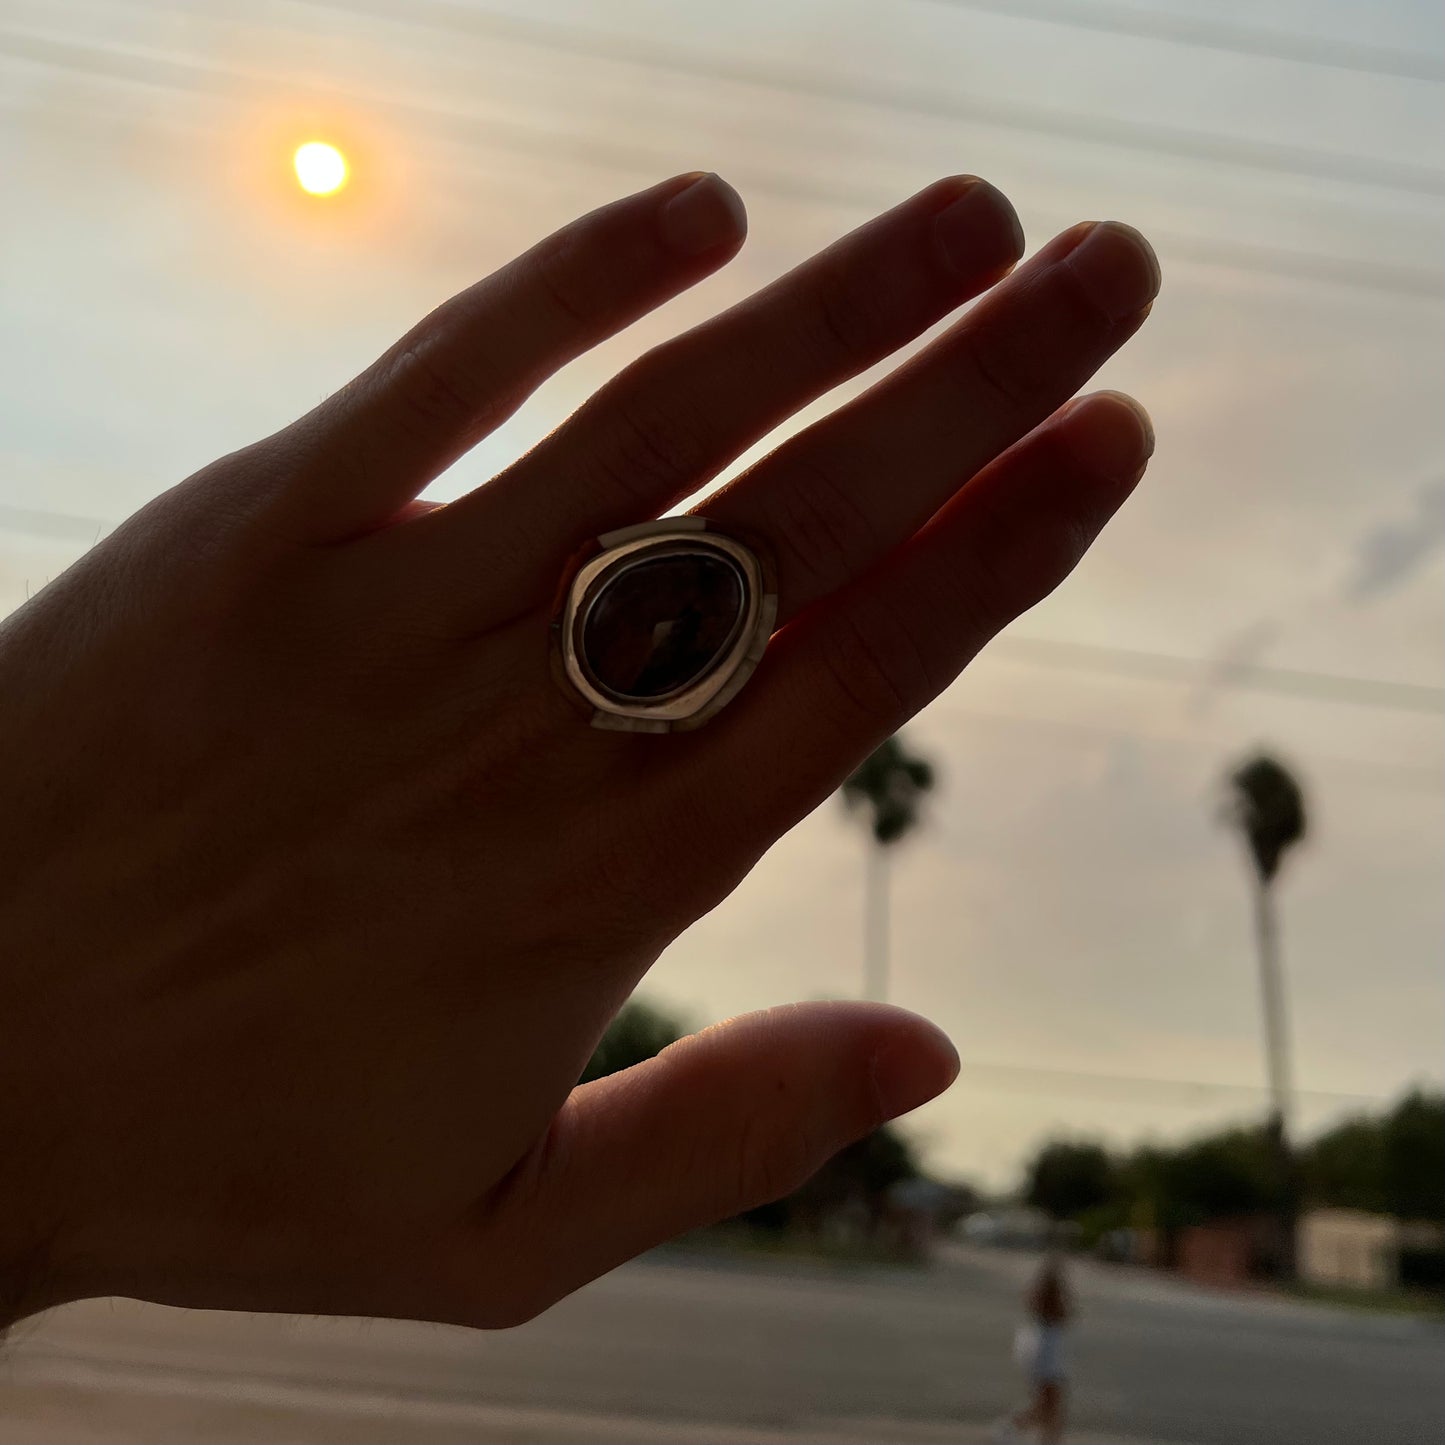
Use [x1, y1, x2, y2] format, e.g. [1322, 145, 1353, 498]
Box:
[551, 518, 777, 732]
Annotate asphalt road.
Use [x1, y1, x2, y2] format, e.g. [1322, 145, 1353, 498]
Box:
[3, 1245, 1441, 1444]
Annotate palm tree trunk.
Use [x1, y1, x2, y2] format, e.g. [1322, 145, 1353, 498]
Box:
[864, 841, 890, 1002]
[1251, 875, 1292, 1131]
[1251, 873, 1298, 1278]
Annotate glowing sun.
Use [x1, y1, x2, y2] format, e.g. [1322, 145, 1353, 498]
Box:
[293, 141, 349, 196]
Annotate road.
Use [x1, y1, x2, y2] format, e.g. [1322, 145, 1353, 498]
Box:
[3, 1245, 1440, 1444]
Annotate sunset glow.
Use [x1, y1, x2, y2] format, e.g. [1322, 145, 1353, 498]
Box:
[293, 141, 348, 196]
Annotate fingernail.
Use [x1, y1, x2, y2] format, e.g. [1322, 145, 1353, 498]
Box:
[658, 172, 747, 256]
[1062, 220, 1161, 322]
[1062, 390, 1156, 480]
[869, 1026, 961, 1120]
[933, 178, 1025, 279]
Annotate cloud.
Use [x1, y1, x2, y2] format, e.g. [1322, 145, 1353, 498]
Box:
[0, 502, 108, 542]
[1194, 478, 1445, 713]
[1345, 480, 1445, 601]
[1190, 617, 1284, 715]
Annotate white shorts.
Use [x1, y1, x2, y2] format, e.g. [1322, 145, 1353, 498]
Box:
[1033, 1325, 1066, 1383]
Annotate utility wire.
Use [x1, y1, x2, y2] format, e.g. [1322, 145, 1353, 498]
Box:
[991, 636, 1445, 716]
[932, 703, 1445, 795]
[6, 509, 1441, 723]
[286, 0, 1445, 200]
[952, 1058, 1398, 1106]
[2, 28, 1440, 300]
[923, 0, 1445, 84]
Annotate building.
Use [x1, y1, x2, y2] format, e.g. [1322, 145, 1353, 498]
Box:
[1299, 1208, 1445, 1291]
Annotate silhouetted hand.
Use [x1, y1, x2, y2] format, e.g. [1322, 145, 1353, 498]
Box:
[0, 172, 1157, 1328]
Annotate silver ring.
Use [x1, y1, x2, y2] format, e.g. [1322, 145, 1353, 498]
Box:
[551, 518, 777, 733]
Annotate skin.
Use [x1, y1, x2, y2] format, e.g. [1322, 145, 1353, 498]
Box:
[0, 171, 1159, 1330]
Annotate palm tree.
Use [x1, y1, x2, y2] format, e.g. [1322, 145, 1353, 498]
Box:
[841, 735, 935, 1002]
[1223, 752, 1308, 1276]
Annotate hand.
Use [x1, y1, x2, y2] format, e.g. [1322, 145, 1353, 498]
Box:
[0, 171, 1158, 1328]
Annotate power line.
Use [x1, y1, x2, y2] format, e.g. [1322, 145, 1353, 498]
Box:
[287, 0, 1445, 200]
[2, 28, 1440, 301]
[7, 504, 1440, 738]
[952, 1058, 1397, 1106]
[990, 636, 1445, 716]
[931, 703, 1445, 795]
[922, 0, 1445, 84]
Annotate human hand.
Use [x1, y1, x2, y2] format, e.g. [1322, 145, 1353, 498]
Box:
[0, 171, 1157, 1328]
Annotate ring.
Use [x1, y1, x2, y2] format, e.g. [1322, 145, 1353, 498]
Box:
[551, 517, 777, 732]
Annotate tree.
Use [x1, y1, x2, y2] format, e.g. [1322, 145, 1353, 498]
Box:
[1159, 1125, 1280, 1224]
[1223, 751, 1308, 1276]
[1303, 1114, 1388, 1215]
[1382, 1089, 1445, 1223]
[1300, 1089, 1445, 1222]
[840, 734, 935, 1001]
[580, 998, 687, 1084]
[1024, 1140, 1115, 1221]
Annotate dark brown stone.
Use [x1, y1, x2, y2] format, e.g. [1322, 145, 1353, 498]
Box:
[582, 550, 745, 700]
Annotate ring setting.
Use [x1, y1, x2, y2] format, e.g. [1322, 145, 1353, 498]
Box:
[552, 518, 777, 732]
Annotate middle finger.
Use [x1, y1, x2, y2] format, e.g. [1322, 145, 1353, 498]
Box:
[391, 176, 1024, 627]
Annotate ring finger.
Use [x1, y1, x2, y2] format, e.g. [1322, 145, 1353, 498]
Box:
[703, 219, 1160, 625]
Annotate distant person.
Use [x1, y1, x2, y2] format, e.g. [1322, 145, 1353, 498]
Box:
[0, 172, 1157, 1331]
[996, 1256, 1072, 1442]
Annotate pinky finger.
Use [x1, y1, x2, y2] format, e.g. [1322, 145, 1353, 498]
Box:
[696, 389, 1155, 841]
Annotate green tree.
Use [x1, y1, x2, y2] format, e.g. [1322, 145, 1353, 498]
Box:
[1159, 1125, 1280, 1224]
[1223, 751, 1308, 1276]
[1382, 1089, 1445, 1222]
[1024, 1139, 1115, 1220]
[1299, 1090, 1444, 1222]
[840, 734, 935, 1001]
[580, 998, 687, 1084]
[1303, 1114, 1387, 1214]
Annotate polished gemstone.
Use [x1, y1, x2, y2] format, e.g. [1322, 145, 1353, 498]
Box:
[582, 549, 745, 700]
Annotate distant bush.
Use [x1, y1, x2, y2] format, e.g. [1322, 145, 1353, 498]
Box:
[579, 998, 689, 1083]
[1024, 1140, 1115, 1221]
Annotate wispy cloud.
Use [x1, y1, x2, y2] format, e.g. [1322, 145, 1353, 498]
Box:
[1345, 480, 1445, 601]
[0, 502, 109, 542]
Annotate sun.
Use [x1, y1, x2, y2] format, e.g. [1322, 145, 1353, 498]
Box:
[293, 141, 349, 196]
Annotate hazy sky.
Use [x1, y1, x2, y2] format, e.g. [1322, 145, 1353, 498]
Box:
[2, 0, 1441, 1186]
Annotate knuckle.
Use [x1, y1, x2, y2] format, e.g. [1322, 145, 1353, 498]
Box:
[731, 1106, 815, 1211]
[821, 601, 935, 725]
[806, 250, 895, 360]
[961, 491, 1096, 621]
[1031, 509, 1095, 586]
[1014, 511, 1096, 603]
[528, 230, 598, 329]
[774, 451, 883, 588]
[379, 336, 485, 438]
[595, 374, 710, 506]
[957, 314, 1048, 411]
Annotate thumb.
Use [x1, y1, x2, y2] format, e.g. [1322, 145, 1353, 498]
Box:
[492, 1001, 958, 1320]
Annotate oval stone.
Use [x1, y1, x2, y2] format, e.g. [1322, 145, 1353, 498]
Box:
[582, 550, 746, 700]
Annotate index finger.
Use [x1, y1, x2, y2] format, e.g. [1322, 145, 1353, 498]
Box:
[257, 172, 748, 541]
